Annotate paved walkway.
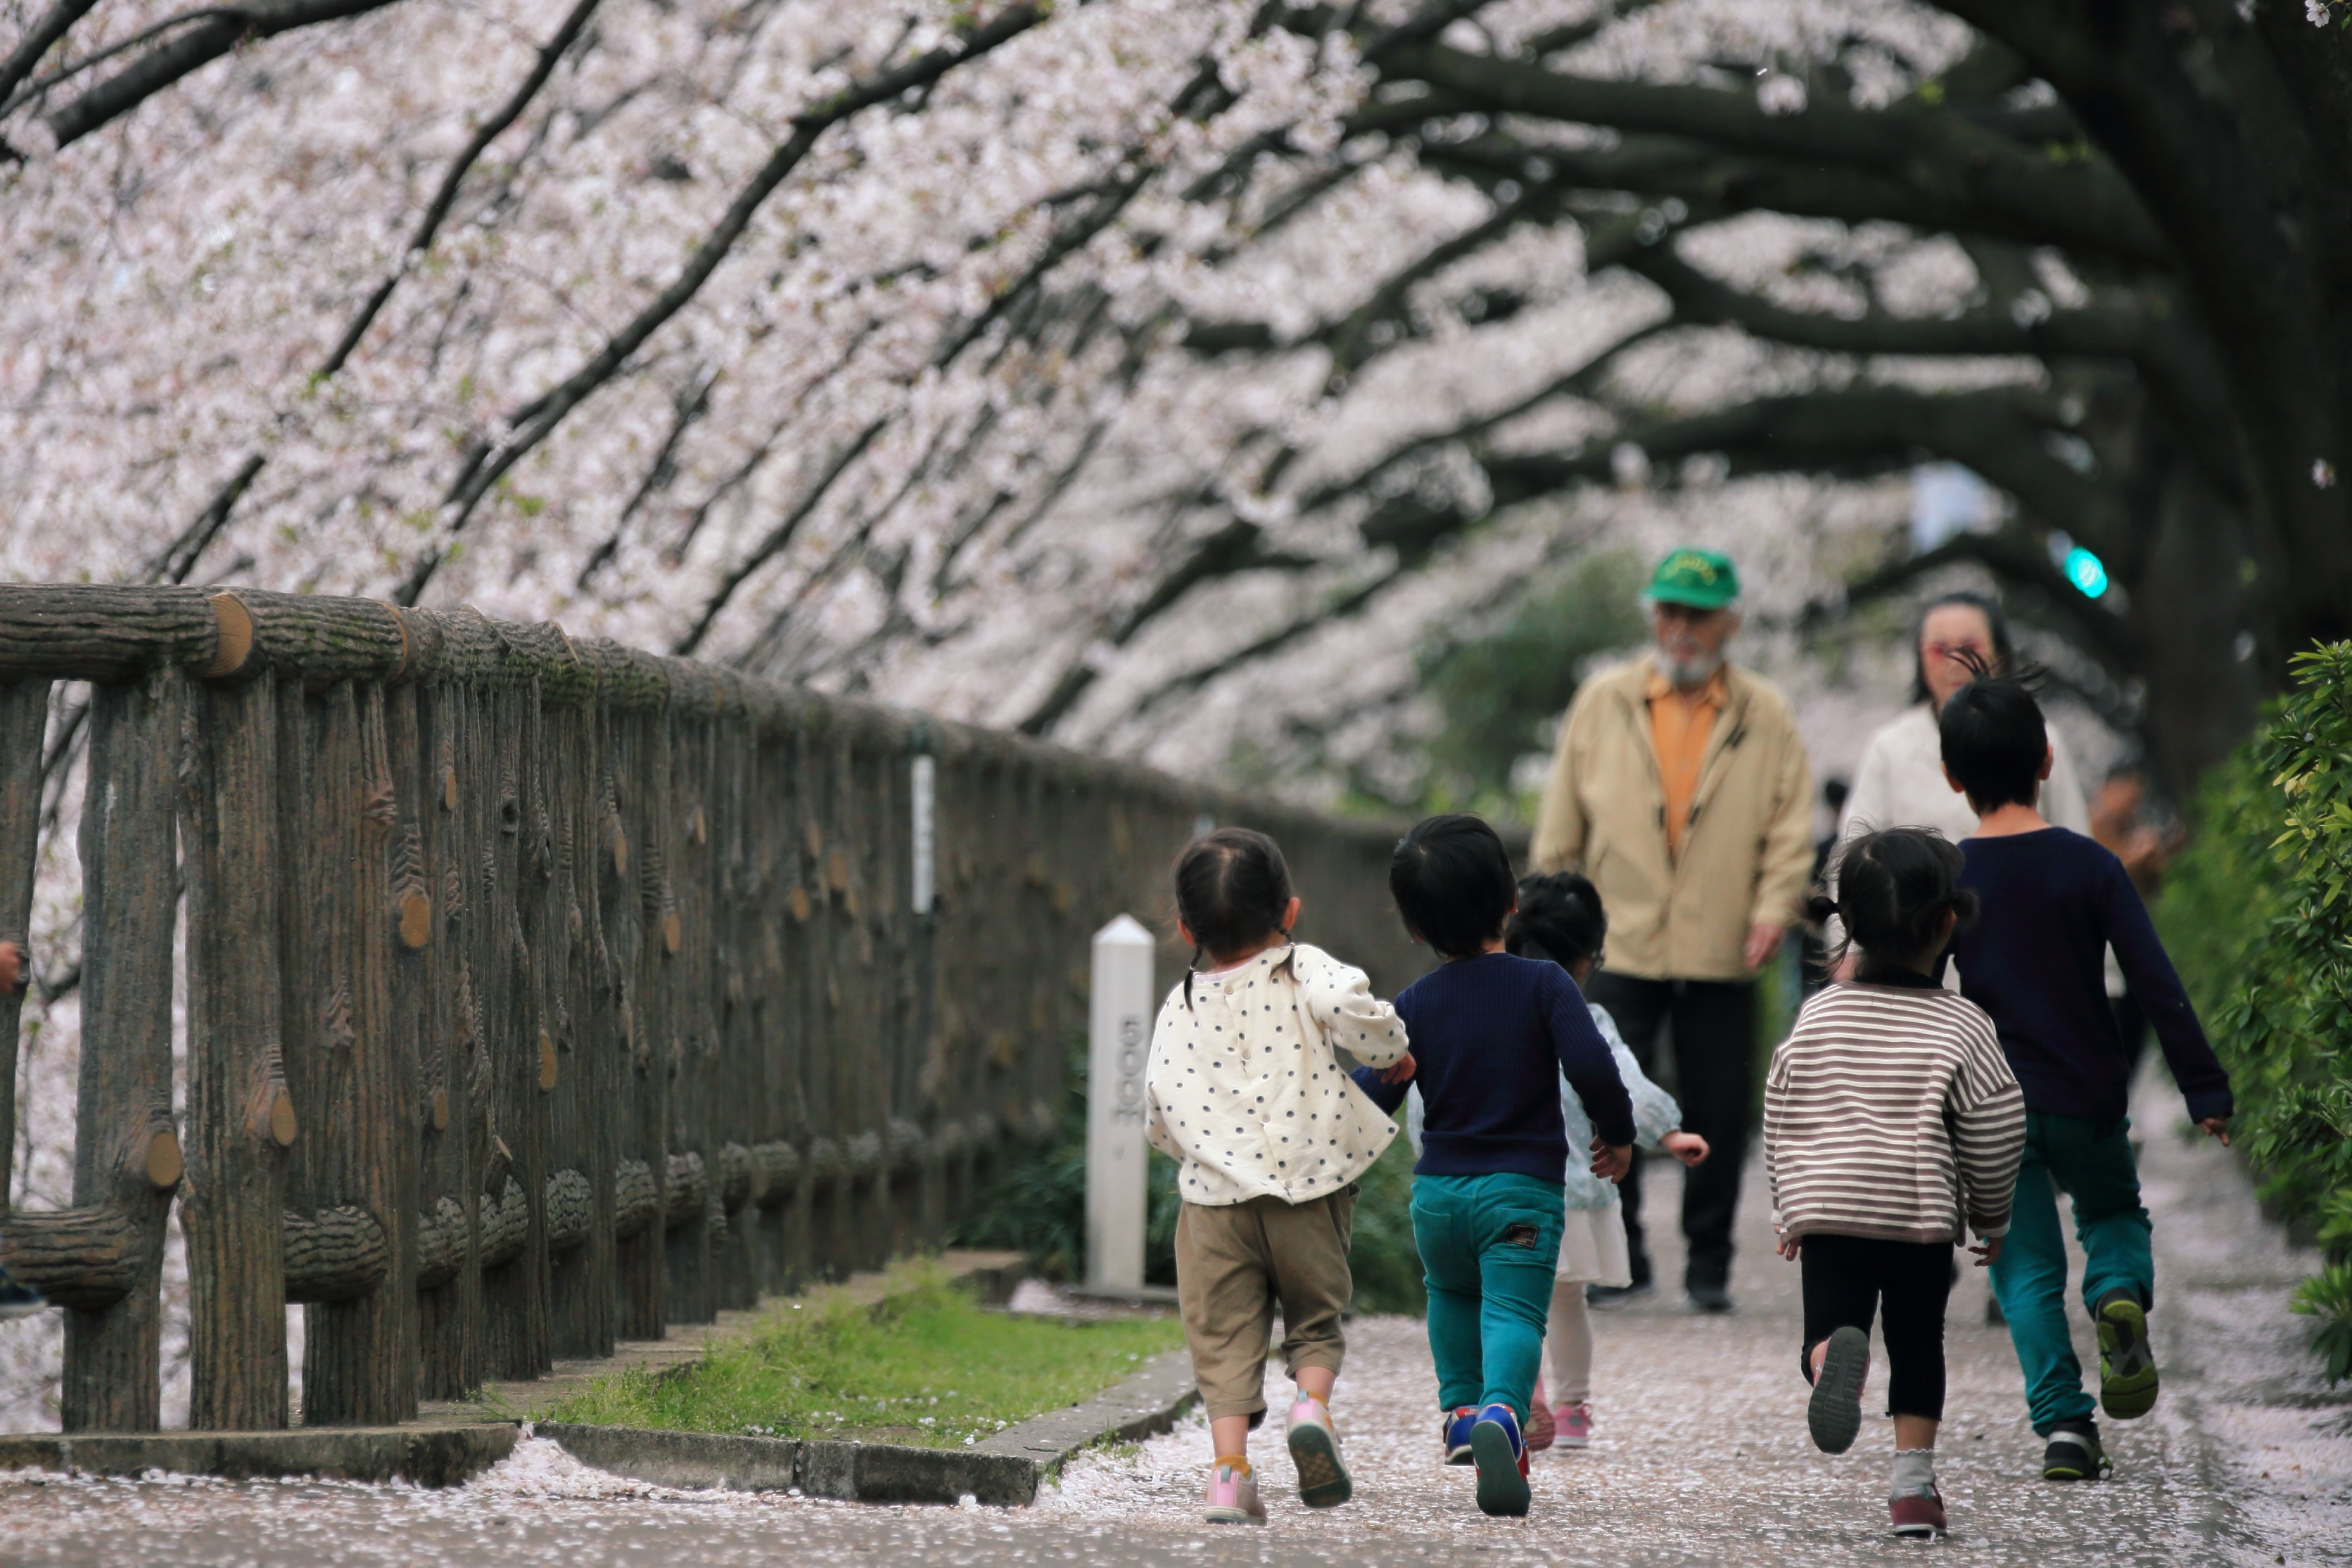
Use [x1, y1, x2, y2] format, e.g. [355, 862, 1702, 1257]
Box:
[5, 1082, 2348, 1565]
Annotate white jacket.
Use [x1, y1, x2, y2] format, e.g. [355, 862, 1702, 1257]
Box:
[1838, 703, 2090, 848]
[1144, 942, 1408, 1206]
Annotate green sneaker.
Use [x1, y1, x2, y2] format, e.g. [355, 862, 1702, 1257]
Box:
[2096, 1289, 2159, 1420]
[2042, 1419, 2111, 1481]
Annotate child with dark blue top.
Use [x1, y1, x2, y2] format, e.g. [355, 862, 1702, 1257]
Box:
[1353, 815, 1634, 1518]
[1938, 663, 2232, 1484]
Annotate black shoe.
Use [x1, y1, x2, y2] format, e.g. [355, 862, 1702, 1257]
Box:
[0, 1267, 45, 1320]
[1587, 1280, 1652, 1311]
[1807, 1325, 1868, 1454]
[1685, 1282, 1734, 1315]
[1985, 1292, 2006, 1326]
[2042, 1419, 2111, 1481]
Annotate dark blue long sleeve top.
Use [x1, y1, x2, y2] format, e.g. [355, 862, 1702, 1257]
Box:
[1952, 828, 2232, 1124]
[1350, 952, 1635, 1182]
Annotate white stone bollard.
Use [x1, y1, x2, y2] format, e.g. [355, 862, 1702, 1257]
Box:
[1086, 914, 1155, 1290]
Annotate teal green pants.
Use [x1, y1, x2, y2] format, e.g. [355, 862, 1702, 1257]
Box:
[1989, 1111, 2154, 1435]
[1410, 1173, 1565, 1422]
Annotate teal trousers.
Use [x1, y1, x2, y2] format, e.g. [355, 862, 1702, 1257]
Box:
[1989, 1111, 2154, 1434]
[1410, 1173, 1565, 1422]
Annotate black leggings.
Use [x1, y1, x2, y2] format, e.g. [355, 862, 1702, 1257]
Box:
[1799, 1234, 1954, 1420]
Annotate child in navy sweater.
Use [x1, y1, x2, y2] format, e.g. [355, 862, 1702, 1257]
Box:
[1939, 664, 2232, 1484]
[1354, 815, 1634, 1518]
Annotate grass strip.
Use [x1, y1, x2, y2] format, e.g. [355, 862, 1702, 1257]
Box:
[542, 1264, 1183, 1448]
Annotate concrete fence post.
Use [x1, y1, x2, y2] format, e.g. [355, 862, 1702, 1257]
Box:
[1086, 915, 1154, 1290]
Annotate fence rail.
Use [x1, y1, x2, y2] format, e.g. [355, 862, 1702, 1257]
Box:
[0, 585, 1420, 1432]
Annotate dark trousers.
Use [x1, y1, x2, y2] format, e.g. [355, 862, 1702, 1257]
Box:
[1799, 1233, 1955, 1420]
[1583, 973, 1755, 1292]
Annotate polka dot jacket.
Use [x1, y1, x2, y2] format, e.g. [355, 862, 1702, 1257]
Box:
[1143, 942, 1410, 1207]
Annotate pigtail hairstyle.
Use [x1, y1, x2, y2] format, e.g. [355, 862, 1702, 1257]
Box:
[1171, 827, 1295, 1009]
[1505, 872, 1608, 971]
[1817, 827, 1978, 979]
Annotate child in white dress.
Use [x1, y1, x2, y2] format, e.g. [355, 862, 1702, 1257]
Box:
[1507, 874, 1708, 1450]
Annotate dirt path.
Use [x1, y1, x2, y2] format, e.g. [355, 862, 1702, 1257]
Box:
[4, 1078, 2346, 1566]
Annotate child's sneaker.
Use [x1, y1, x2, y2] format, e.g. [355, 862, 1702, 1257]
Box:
[1442, 1405, 1480, 1465]
[1889, 1486, 1948, 1538]
[0, 1266, 44, 1320]
[1807, 1325, 1869, 1455]
[1202, 1458, 1266, 1525]
[2095, 1289, 2159, 1420]
[1523, 1394, 1556, 1452]
[1285, 1395, 1352, 1508]
[1470, 1403, 1531, 1517]
[1553, 1401, 1593, 1449]
[2042, 1418, 2111, 1481]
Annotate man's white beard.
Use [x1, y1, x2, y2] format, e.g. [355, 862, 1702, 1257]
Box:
[1654, 646, 1724, 688]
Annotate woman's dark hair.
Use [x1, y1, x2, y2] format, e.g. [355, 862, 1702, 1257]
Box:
[1912, 590, 2014, 705]
[1389, 814, 1516, 960]
[1810, 827, 1978, 976]
[1938, 655, 2049, 810]
[1171, 827, 1294, 970]
[1505, 872, 1607, 969]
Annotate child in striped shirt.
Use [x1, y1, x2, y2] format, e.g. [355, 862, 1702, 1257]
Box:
[1766, 827, 2025, 1540]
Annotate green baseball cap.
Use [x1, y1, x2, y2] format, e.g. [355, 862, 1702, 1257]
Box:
[1643, 547, 1741, 610]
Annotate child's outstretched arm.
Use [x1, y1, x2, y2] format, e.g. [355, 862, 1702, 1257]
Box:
[1590, 1005, 1682, 1152]
[1949, 1012, 2027, 1263]
[1539, 970, 1634, 1154]
[1298, 947, 1409, 1069]
[2101, 857, 2232, 1137]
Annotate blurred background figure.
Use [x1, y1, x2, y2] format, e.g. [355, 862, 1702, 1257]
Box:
[1837, 592, 2090, 853]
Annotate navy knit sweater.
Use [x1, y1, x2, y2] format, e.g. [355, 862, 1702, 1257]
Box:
[1352, 952, 1634, 1183]
[1952, 828, 2232, 1124]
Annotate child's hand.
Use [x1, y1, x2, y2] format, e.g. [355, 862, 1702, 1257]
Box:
[1776, 1230, 1802, 1261]
[2197, 1116, 2230, 1146]
[1589, 1140, 1632, 1183]
[1969, 1234, 2004, 1268]
[1377, 1052, 1416, 1085]
[1660, 1130, 1709, 1167]
[0, 941, 24, 997]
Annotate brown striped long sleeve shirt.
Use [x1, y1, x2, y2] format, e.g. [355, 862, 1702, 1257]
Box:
[1765, 979, 2026, 1246]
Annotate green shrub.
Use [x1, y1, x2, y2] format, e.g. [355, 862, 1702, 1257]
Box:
[951, 1039, 1425, 1313]
[2156, 643, 2352, 1377]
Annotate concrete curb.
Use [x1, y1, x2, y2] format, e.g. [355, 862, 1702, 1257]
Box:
[0, 1424, 517, 1487]
[541, 1347, 1198, 1506]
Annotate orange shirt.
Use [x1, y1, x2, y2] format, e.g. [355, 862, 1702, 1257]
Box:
[1646, 664, 1727, 861]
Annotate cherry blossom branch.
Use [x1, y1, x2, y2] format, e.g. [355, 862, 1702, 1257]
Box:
[34, 0, 414, 152]
[397, 1, 1050, 608]
[0, 0, 101, 115]
[155, 0, 602, 586]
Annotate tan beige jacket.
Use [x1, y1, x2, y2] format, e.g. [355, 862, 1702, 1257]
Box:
[1531, 657, 1814, 982]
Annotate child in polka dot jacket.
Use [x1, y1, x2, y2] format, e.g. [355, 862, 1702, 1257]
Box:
[1143, 828, 1413, 1528]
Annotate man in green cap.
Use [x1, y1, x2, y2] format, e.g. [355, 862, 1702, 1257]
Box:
[1532, 547, 1814, 1313]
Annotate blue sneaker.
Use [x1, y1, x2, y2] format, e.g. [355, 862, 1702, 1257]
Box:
[1470, 1403, 1531, 1516]
[1442, 1405, 1479, 1465]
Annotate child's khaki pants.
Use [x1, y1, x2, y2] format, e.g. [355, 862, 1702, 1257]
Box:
[1174, 1187, 1355, 1422]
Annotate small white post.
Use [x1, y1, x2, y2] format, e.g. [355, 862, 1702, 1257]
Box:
[909, 755, 936, 916]
[1086, 914, 1155, 1291]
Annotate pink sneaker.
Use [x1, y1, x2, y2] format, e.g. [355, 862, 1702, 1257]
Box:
[1553, 1401, 1593, 1448]
[1202, 1460, 1266, 1526]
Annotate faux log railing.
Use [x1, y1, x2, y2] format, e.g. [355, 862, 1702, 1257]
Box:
[0, 585, 1422, 1432]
